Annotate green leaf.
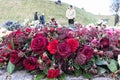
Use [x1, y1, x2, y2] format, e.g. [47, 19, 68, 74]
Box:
[74, 69, 82, 77]
[7, 61, 15, 74]
[107, 59, 118, 72]
[58, 74, 66, 80]
[10, 38, 14, 49]
[43, 67, 48, 75]
[46, 78, 56, 80]
[117, 74, 120, 79]
[98, 67, 106, 74]
[34, 73, 45, 80]
[83, 72, 93, 79]
[95, 59, 108, 66]
[73, 63, 80, 70]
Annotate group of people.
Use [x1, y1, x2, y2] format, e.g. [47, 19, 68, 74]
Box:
[34, 5, 76, 30]
[34, 12, 45, 25]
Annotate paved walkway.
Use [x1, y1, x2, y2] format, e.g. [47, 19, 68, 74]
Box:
[0, 69, 114, 80]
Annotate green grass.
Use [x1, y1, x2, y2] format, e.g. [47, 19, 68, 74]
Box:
[0, 0, 100, 26]
[98, 15, 114, 26]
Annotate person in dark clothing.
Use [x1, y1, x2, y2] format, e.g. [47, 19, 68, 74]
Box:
[114, 14, 119, 26]
[40, 13, 45, 25]
[55, 0, 61, 5]
[34, 12, 38, 20]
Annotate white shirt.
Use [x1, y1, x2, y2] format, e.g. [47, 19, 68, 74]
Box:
[66, 8, 76, 19]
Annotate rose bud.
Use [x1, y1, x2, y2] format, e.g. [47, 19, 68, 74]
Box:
[93, 64, 97, 69]
[2, 53, 9, 58]
[0, 58, 4, 64]
[46, 60, 51, 65]
[89, 68, 98, 75]
[38, 59, 43, 64]
[99, 51, 104, 56]
[41, 53, 48, 60]
[93, 49, 98, 55]
[105, 51, 114, 58]
[68, 66, 74, 71]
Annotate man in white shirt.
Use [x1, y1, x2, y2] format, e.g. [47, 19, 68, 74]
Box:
[66, 5, 76, 30]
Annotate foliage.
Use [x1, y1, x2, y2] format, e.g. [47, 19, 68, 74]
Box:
[110, 0, 120, 13]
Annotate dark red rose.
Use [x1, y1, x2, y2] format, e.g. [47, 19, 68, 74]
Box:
[75, 53, 87, 65]
[50, 27, 55, 33]
[67, 31, 74, 38]
[47, 68, 60, 79]
[41, 53, 48, 60]
[57, 42, 71, 58]
[81, 46, 93, 61]
[2, 52, 9, 58]
[100, 37, 110, 49]
[42, 27, 48, 33]
[0, 58, 4, 64]
[0, 47, 9, 57]
[66, 38, 79, 52]
[58, 34, 67, 40]
[31, 36, 48, 53]
[33, 32, 46, 38]
[7, 42, 13, 50]
[23, 57, 39, 71]
[6, 29, 27, 50]
[10, 50, 22, 65]
[47, 40, 58, 54]
[25, 27, 32, 35]
[14, 29, 27, 49]
[105, 51, 114, 58]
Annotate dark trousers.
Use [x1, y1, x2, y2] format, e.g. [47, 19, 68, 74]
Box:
[68, 19, 74, 25]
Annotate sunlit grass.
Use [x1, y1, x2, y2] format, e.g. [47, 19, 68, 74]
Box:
[0, 0, 99, 26]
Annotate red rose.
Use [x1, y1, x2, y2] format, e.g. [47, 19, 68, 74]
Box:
[67, 31, 74, 38]
[0, 58, 4, 64]
[81, 46, 93, 61]
[33, 32, 46, 38]
[7, 42, 12, 50]
[66, 38, 79, 52]
[25, 27, 32, 35]
[57, 42, 71, 58]
[31, 36, 48, 53]
[75, 53, 87, 65]
[6, 29, 27, 50]
[50, 27, 55, 33]
[10, 50, 22, 65]
[100, 37, 110, 49]
[14, 29, 27, 48]
[47, 40, 58, 54]
[47, 68, 60, 79]
[23, 57, 39, 71]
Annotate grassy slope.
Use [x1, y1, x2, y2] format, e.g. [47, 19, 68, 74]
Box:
[0, 0, 99, 25]
[98, 15, 114, 26]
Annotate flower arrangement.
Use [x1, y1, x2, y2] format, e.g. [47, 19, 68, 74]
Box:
[0, 22, 120, 80]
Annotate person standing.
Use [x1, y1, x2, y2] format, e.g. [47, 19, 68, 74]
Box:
[34, 12, 38, 20]
[40, 13, 45, 25]
[66, 5, 76, 30]
[114, 13, 119, 26]
[55, 0, 61, 6]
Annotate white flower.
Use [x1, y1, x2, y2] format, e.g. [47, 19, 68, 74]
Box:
[118, 55, 120, 67]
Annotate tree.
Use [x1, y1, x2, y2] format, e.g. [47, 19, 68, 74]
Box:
[110, 0, 120, 13]
[110, 0, 120, 26]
